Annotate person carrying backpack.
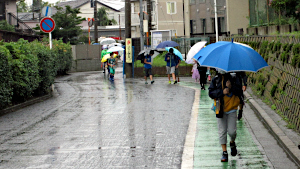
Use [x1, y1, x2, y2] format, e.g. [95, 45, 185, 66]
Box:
[208, 70, 243, 162]
[143, 50, 155, 84]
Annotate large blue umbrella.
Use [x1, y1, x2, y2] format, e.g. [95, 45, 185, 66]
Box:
[156, 41, 179, 49]
[193, 41, 268, 72]
[165, 47, 183, 60]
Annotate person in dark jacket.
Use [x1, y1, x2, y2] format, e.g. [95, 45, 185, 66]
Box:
[197, 63, 207, 90]
[208, 70, 243, 162]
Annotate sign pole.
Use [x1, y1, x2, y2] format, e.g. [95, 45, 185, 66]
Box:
[49, 32, 52, 49]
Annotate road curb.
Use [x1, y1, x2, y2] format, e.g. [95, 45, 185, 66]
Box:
[244, 91, 300, 167]
[0, 93, 53, 117]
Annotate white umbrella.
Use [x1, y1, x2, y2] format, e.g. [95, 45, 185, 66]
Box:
[186, 41, 207, 64]
[108, 43, 123, 48]
[107, 46, 125, 53]
[100, 38, 116, 45]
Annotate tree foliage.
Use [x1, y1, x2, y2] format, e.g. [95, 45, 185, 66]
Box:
[97, 7, 117, 26]
[17, 0, 29, 12]
[271, 0, 300, 23]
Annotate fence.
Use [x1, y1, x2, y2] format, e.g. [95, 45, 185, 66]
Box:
[222, 35, 300, 132]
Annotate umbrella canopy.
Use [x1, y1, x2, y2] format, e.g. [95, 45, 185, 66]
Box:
[107, 46, 125, 53]
[186, 41, 207, 64]
[100, 38, 116, 45]
[108, 43, 123, 48]
[137, 48, 160, 61]
[165, 47, 183, 60]
[193, 41, 268, 72]
[101, 53, 118, 62]
[156, 41, 179, 49]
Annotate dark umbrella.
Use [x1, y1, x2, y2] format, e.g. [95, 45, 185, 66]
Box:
[156, 41, 179, 49]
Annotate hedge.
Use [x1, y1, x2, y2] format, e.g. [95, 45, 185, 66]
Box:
[0, 38, 72, 109]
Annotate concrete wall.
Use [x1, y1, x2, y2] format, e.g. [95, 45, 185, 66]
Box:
[70, 44, 103, 72]
[5, 0, 17, 20]
[226, 0, 249, 35]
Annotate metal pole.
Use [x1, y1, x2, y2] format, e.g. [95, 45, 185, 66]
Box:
[94, 0, 98, 43]
[119, 14, 122, 40]
[183, 1, 186, 60]
[49, 32, 52, 49]
[214, 0, 218, 42]
[139, 0, 144, 51]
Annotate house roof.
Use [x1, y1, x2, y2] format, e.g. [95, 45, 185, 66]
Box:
[53, 0, 124, 13]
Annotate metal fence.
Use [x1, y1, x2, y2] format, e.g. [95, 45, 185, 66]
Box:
[249, 0, 289, 27]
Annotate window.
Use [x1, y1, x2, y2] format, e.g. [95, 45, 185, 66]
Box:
[198, 0, 205, 3]
[190, 0, 195, 5]
[166, 2, 176, 14]
[201, 18, 206, 33]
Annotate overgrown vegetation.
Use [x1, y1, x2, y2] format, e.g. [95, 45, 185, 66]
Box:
[0, 20, 15, 32]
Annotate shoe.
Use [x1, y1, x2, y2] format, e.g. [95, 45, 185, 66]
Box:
[145, 81, 148, 84]
[221, 151, 228, 162]
[230, 142, 237, 156]
[238, 110, 243, 120]
[151, 81, 155, 84]
[169, 81, 171, 84]
[174, 81, 177, 84]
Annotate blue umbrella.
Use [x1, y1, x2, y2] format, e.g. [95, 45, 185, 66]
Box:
[193, 41, 268, 72]
[156, 41, 179, 49]
[165, 47, 183, 60]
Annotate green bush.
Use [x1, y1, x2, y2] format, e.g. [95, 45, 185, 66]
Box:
[29, 41, 56, 94]
[52, 39, 73, 75]
[4, 40, 40, 102]
[0, 46, 13, 109]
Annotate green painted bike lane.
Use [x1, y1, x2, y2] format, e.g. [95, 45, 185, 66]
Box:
[179, 82, 270, 168]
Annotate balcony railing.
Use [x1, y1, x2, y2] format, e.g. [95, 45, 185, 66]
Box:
[7, 13, 36, 35]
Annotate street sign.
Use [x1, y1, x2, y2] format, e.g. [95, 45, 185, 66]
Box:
[88, 18, 94, 27]
[40, 17, 55, 33]
[126, 38, 132, 63]
[42, 6, 52, 17]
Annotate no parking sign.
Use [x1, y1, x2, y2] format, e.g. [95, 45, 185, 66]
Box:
[40, 17, 55, 33]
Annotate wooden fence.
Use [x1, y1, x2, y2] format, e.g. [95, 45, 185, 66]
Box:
[221, 36, 300, 132]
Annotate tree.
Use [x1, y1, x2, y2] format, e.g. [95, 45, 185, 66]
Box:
[97, 7, 117, 26]
[34, 5, 85, 45]
[17, 0, 29, 12]
[271, 0, 300, 23]
[0, 20, 15, 32]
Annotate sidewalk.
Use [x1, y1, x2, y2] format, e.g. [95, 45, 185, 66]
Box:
[245, 88, 300, 167]
[178, 80, 300, 168]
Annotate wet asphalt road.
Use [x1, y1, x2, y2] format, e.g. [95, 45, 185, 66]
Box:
[0, 66, 195, 168]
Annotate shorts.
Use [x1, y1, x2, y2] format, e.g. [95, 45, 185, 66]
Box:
[144, 68, 152, 77]
[166, 66, 175, 74]
[109, 67, 115, 74]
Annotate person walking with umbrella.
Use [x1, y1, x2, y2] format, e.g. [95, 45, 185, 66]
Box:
[197, 63, 207, 90]
[165, 48, 178, 84]
[101, 45, 109, 73]
[208, 70, 243, 162]
[144, 50, 155, 84]
[107, 52, 116, 81]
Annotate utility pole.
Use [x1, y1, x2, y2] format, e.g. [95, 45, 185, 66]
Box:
[214, 0, 218, 42]
[125, 0, 132, 77]
[139, 0, 144, 51]
[147, 0, 151, 46]
[94, 0, 98, 43]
